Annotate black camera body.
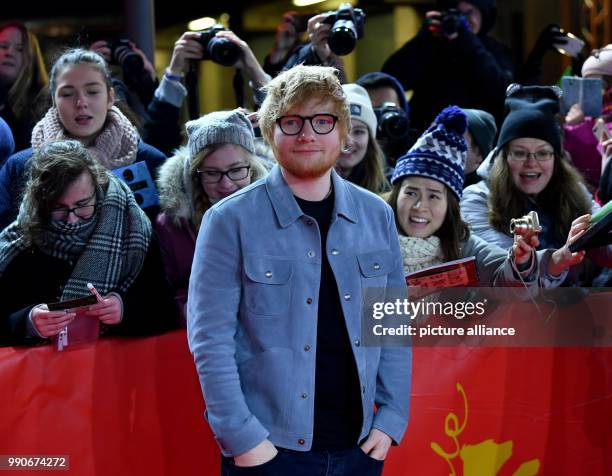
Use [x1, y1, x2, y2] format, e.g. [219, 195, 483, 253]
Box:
[438, 9, 465, 36]
[108, 39, 144, 78]
[321, 3, 365, 56]
[374, 102, 410, 141]
[197, 25, 241, 67]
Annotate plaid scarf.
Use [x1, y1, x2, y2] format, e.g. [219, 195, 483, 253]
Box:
[31, 106, 139, 169]
[0, 174, 151, 300]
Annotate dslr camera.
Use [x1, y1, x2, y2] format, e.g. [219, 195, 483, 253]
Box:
[374, 102, 410, 142]
[108, 39, 144, 78]
[197, 24, 241, 66]
[430, 8, 466, 37]
[321, 3, 365, 56]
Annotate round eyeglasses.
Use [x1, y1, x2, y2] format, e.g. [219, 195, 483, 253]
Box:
[197, 165, 251, 184]
[276, 114, 338, 135]
[50, 203, 97, 221]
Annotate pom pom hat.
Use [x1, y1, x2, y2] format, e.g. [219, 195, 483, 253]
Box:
[391, 105, 467, 200]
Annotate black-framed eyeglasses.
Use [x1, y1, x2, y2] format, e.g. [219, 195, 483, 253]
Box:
[508, 149, 555, 162]
[276, 114, 338, 135]
[50, 203, 97, 221]
[197, 165, 251, 184]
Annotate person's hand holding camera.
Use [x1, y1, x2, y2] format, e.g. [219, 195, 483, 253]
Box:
[548, 214, 589, 276]
[168, 32, 204, 77]
[425, 10, 459, 41]
[511, 233, 539, 267]
[214, 30, 270, 89]
[90, 40, 112, 62]
[307, 14, 337, 64]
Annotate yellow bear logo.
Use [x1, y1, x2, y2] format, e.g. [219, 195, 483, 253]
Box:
[431, 383, 540, 476]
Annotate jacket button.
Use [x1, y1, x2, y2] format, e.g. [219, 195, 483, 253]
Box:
[331, 249, 339, 256]
[307, 250, 315, 258]
[304, 344, 311, 351]
[298, 439, 305, 445]
[264, 271, 273, 278]
[344, 293, 351, 301]
[301, 392, 308, 399]
[373, 263, 381, 270]
[306, 298, 313, 305]
[354, 339, 360, 347]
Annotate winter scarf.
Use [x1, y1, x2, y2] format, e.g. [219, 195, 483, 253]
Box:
[0, 174, 151, 299]
[31, 106, 139, 169]
[398, 235, 445, 274]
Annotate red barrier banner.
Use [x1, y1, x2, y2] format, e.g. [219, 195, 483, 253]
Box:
[1, 307, 611, 475]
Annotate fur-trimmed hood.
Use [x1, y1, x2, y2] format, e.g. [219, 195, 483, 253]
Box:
[156, 145, 270, 227]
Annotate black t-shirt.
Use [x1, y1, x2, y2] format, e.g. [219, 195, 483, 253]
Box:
[295, 188, 363, 450]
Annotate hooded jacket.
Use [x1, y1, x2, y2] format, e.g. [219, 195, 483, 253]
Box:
[155, 146, 269, 323]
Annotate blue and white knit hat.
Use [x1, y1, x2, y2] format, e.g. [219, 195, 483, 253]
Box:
[391, 105, 467, 200]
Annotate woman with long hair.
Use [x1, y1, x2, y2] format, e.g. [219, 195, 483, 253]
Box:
[155, 109, 268, 323]
[389, 106, 583, 286]
[0, 48, 166, 231]
[462, 85, 611, 284]
[0, 141, 176, 346]
[0, 21, 48, 153]
[335, 84, 390, 194]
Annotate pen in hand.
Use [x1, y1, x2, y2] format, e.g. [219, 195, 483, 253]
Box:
[87, 282, 103, 302]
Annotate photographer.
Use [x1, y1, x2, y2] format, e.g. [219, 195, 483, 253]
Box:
[282, 5, 365, 83]
[143, 29, 270, 155]
[382, 0, 513, 132]
[356, 72, 413, 168]
[90, 39, 158, 122]
[263, 11, 307, 78]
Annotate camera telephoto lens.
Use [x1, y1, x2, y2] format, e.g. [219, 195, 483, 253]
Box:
[207, 37, 241, 66]
[328, 20, 357, 56]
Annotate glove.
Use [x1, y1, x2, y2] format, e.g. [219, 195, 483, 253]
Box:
[532, 24, 567, 57]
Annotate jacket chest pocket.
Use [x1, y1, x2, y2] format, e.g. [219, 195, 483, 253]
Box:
[357, 249, 394, 289]
[243, 256, 293, 317]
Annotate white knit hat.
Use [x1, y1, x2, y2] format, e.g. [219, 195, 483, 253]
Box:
[342, 83, 377, 137]
[582, 45, 612, 77]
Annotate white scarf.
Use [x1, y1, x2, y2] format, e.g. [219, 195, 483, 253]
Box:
[398, 235, 445, 274]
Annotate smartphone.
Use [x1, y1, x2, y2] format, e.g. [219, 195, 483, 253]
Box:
[554, 31, 585, 58]
[561, 76, 603, 117]
[593, 118, 612, 143]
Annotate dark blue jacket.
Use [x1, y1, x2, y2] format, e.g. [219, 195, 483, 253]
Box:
[0, 141, 166, 231]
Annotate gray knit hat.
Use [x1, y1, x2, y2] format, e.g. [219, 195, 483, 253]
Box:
[186, 109, 256, 158]
[462, 108, 497, 157]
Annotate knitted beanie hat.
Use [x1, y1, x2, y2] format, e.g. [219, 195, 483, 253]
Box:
[495, 84, 562, 154]
[582, 45, 612, 77]
[391, 105, 467, 200]
[463, 108, 497, 157]
[342, 83, 378, 137]
[186, 109, 255, 159]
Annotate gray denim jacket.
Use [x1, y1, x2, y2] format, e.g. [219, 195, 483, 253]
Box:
[187, 166, 411, 457]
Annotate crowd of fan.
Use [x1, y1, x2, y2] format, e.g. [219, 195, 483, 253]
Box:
[0, 0, 611, 347]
